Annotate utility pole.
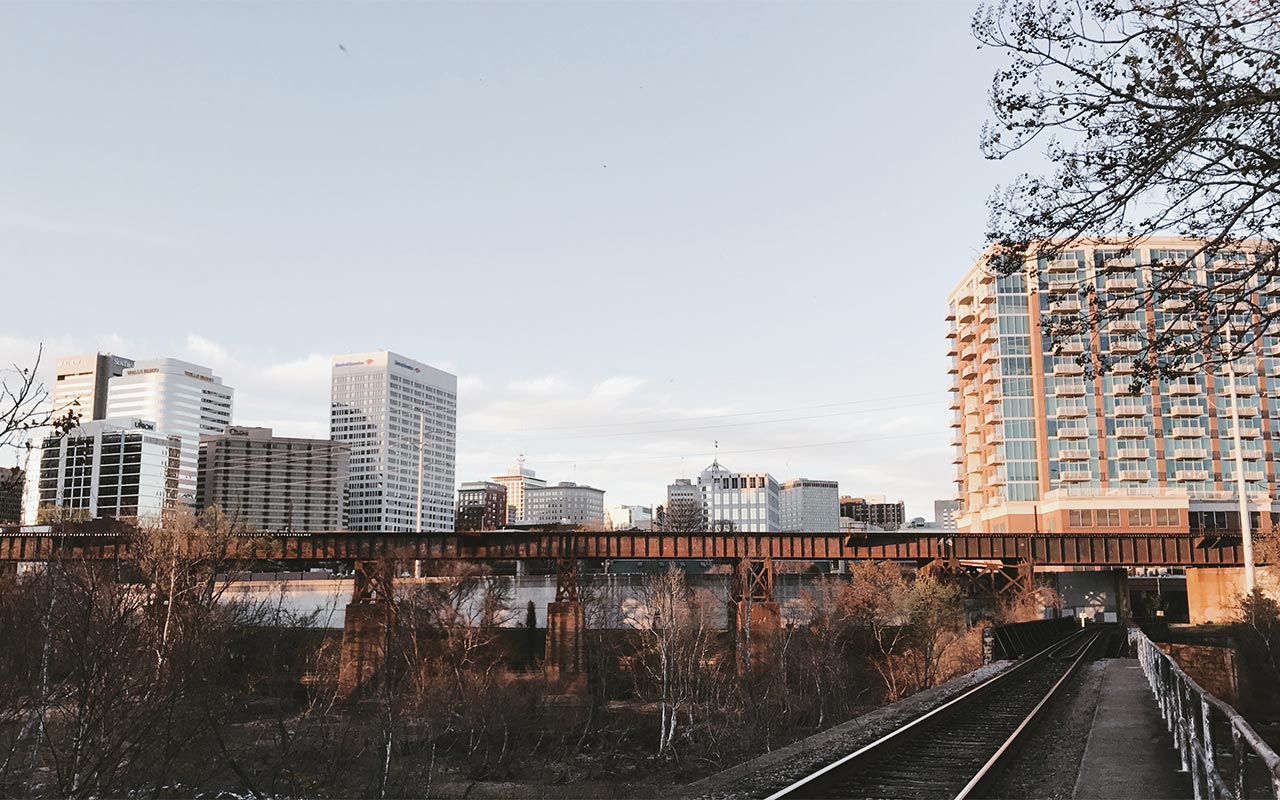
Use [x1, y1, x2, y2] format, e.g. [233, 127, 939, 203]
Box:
[416, 408, 424, 533]
[1224, 323, 1257, 594]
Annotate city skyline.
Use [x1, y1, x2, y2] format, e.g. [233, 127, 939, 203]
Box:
[0, 0, 1022, 522]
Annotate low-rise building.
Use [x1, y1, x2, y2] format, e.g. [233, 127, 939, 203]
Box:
[607, 504, 653, 531]
[197, 426, 348, 532]
[779, 478, 840, 532]
[456, 481, 509, 531]
[525, 481, 606, 530]
[23, 418, 181, 524]
[840, 494, 906, 531]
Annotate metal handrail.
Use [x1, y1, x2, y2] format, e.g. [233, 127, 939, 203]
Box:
[1130, 626, 1280, 799]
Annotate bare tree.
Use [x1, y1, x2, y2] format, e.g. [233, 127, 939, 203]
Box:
[663, 499, 705, 532]
[976, 0, 1280, 384]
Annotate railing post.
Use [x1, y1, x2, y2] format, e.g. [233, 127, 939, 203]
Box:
[1233, 727, 1249, 800]
[1200, 696, 1215, 800]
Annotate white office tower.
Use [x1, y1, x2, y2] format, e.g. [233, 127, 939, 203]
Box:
[697, 460, 780, 532]
[52, 353, 134, 422]
[330, 351, 457, 532]
[22, 418, 181, 525]
[779, 478, 840, 532]
[106, 359, 234, 507]
[492, 457, 547, 523]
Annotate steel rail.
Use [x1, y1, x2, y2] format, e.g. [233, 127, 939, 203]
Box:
[955, 629, 1102, 799]
[765, 627, 1100, 800]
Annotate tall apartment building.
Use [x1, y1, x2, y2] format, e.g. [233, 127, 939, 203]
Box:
[948, 236, 1280, 533]
[456, 481, 508, 531]
[698, 460, 780, 532]
[330, 351, 457, 532]
[196, 426, 349, 532]
[491, 459, 547, 523]
[22, 418, 181, 524]
[779, 478, 840, 531]
[934, 499, 960, 530]
[52, 353, 134, 422]
[525, 482, 606, 530]
[106, 359, 234, 507]
[840, 495, 905, 531]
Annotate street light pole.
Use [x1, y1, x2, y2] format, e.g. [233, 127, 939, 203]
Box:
[1224, 323, 1257, 594]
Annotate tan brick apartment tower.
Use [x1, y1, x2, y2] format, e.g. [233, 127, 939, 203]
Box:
[948, 236, 1277, 535]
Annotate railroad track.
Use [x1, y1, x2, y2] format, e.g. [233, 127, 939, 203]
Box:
[767, 625, 1110, 800]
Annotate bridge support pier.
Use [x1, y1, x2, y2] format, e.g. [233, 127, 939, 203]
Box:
[337, 560, 394, 698]
[729, 557, 780, 678]
[545, 558, 586, 694]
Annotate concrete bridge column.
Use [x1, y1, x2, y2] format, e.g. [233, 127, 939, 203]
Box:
[545, 558, 586, 693]
[337, 559, 395, 698]
[729, 557, 780, 678]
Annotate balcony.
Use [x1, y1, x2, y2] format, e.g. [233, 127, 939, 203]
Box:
[1048, 280, 1078, 294]
[1166, 381, 1201, 396]
[1048, 258, 1082, 273]
[1059, 341, 1086, 355]
[1224, 448, 1264, 461]
[982, 348, 1000, 364]
[981, 328, 999, 344]
[1116, 426, 1149, 438]
[949, 397, 962, 411]
[1056, 405, 1089, 418]
[1169, 404, 1203, 417]
[1114, 404, 1148, 417]
[1217, 363, 1254, 376]
[958, 305, 976, 323]
[1055, 383, 1087, 397]
[950, 416, 963, 429]
[986, 428, 1005, 445]
[1117, 447, 1150, 459]
[1060, 470, 1094, 482]
[1050, 301, 1082, 315]
[1210, 257, 1246, 272]
[982, 369, 1001, 385]
[1108, 278, 1139, 290]
[1113, 361, 1137, 374]
[1232, 405, 1261, 417]
[959, 346, 977, 361]
[1163, 320, 1196, 333]
[1108, 319, 1144, 334]
[1173, 470, 1210, 482]
[1238, 427, 1262, 439]
[960, 326, 977, 342]
[1101, 255, 1137, 272]
[1059, 449, 1091, 461]
[1172, 448, 1206, 460]
[1110, 340, 1143, 353]
[1170, 426, 1204, 438]
[1118, 470, 1151, 481]
[1161, 298, 1190, 312]
[1054, 363, 1085, 377]
[961, 364, 978, 381]
[1058, 426, 1090, 439]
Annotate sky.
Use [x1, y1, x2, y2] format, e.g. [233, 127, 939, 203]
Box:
[0, 0, 1036, 520]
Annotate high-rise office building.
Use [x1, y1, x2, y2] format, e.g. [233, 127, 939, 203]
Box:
[525, 482, 606, 530]
[491, 459, 547, 524]
[840, 495, 906, 531]
[934, 499, 960, 530]
[330, 351, 457, 532]
[52, 353, 134, 422]
[779, 478, 840, 531]
[664, 478, 704, 530]
[697, 460, 779, 532]
[22, 418, 181, 524]
[456, 481, 508, 531]
[0, 467, 22, 524]
[948, 236, 1278, 533]
[106, 359, 233, 507]
[197, 426, 349, 532]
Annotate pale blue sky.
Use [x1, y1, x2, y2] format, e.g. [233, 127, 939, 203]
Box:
[1, 0, 1033, 519]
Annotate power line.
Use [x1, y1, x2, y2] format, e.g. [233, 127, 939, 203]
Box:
[460, 391, 941, 434]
